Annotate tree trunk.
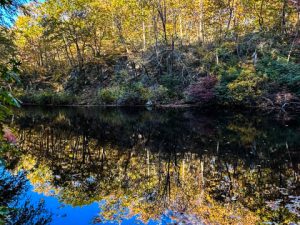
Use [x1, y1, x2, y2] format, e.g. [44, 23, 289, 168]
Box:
[258, 0, 265, 30]
[282, 0, 288, 34]
[199, 0, 205, 44]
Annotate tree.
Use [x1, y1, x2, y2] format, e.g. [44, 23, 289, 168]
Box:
[0, 0, 24, 121]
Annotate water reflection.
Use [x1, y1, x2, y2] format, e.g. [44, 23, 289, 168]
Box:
[8, 107, 300, 224]
[0, 165, 52, 225]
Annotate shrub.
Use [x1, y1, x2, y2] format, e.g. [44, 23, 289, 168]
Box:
[98, 86, 125, 104]
[256, 57, 300, 94]
[130, 82, 151, 101]
[160, 73, 182, 94]
[227, 65, 266, 102]
[118, 82, 149, 105]
[220, 66, 241, 84]
[150, 85, 169, 103]
[52, 93, 77, 105]
[215, 84, 234, 105]
[98, 83, 168, 105]
[185, 76, 218, 103]
[114, 69, 129, 82]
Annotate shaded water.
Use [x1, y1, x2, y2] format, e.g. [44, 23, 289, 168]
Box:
[1, 107, 300, 224]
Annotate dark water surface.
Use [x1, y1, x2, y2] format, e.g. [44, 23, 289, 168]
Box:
[3, 107, 300, 224]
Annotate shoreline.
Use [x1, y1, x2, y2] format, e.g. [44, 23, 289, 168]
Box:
[20, 103, 297, 113]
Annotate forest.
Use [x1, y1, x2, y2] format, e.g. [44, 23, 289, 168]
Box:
[0, 1, 300, 224]
[1, 0, 300, 109]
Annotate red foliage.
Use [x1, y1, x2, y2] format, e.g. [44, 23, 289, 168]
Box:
[3, 128, 17, 144]
[186, 76, 218, 103]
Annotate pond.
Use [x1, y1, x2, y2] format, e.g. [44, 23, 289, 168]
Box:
[1, 106, 299, 224]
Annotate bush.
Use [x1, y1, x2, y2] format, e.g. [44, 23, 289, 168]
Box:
[185, 76, 218, 103]
[130, 82, 151, 101]
[215, 84, 234, 105]
[160, 73, 183, 95]
[150, 85, 169, 103]
[227, 65, 266, 102]
[98, 86, 125, 104]
[98, 82, 170, 105]
[219, 66, 241, 84]
[118, 82, 149, 105]
[123, 83, 171, 105]
[114, 69, 129, 83]
[256, 57, 300, 94]
[52, 93, 77, 105]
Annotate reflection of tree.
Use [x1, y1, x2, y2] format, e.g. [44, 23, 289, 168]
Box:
[0, 164, 52, 225]
[10, 107, 300, 224]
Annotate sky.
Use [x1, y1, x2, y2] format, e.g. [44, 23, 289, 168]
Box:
[0, 0, 33, 27]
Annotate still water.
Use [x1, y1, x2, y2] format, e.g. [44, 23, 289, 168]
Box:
[1, 107, 300, 224]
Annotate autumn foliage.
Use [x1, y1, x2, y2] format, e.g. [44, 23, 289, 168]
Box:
[3, 127, 17, 144]
[186, 76, 218, 103]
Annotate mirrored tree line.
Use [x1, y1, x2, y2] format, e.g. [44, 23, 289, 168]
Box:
[7, 107, 299, 224]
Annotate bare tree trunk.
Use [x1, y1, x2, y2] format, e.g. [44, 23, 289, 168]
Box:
[287, 7, 300, 61]
[182, 158, 185, 180]
[199, 0, 205, 44]
[72, 29, 84, 68]
[224, 0, 235, 39]
[258, 0, 265, 30]
[142, 20, 146, 51]
[198, 158, 205, 204]
[157, 0, 168, 45]
[179, 15, 183, 45]
[282, 0, 288, 34]
[147, 148, 150, 176]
